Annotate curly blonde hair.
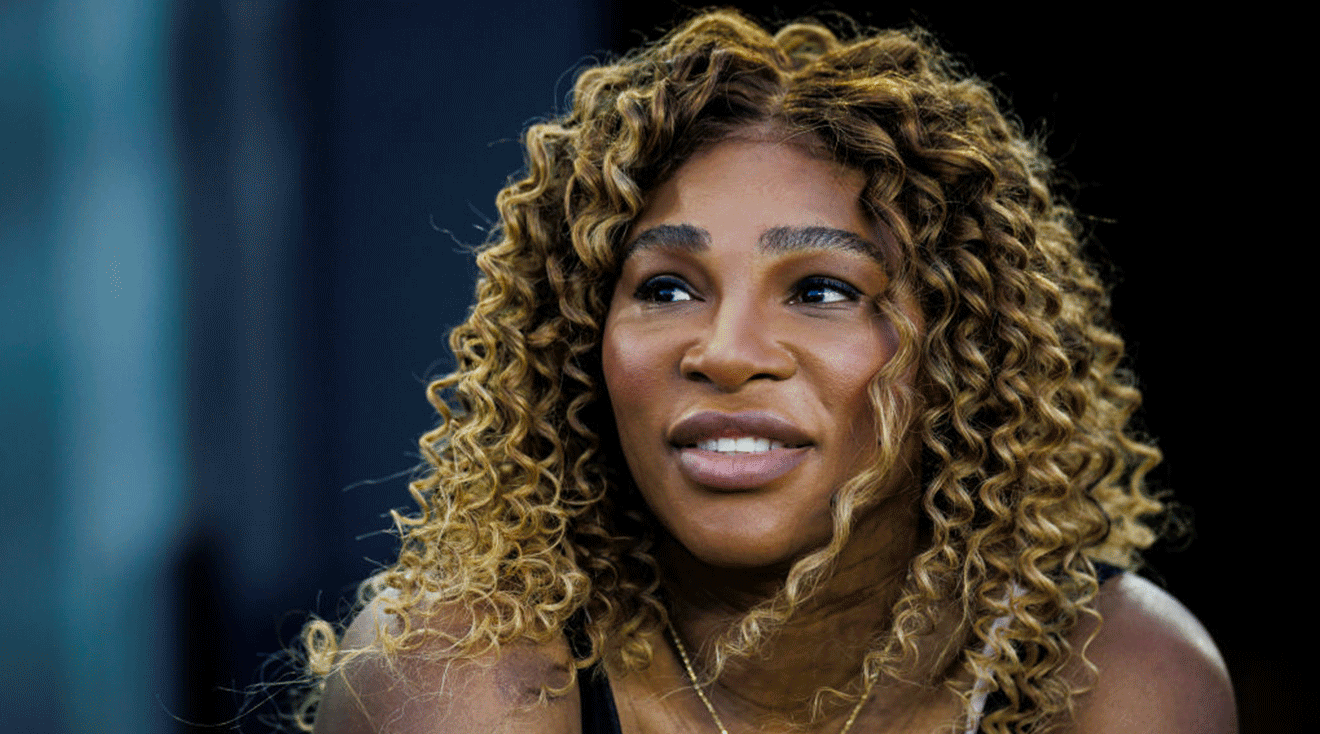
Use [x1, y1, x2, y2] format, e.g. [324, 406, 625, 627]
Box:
[299, 9, 1165, 733]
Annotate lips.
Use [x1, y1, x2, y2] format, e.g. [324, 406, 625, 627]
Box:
[668, 411, 813, 490]
[669, 411, 812, 448]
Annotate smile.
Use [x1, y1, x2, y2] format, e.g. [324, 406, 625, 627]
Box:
[696, 437, 786, 453]
[668, 411, 814, 490]
[677, 444, 810, 490]
[669, 410, 813, 448]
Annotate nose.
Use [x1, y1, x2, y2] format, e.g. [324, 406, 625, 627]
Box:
[679, 298, 796, 390]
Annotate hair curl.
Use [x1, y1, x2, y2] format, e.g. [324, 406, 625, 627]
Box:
[299, 9, 1165, 733]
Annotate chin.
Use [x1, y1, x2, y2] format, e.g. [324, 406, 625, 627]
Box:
[671, 519, 833, 572]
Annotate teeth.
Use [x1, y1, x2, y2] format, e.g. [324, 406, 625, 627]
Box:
[696, 437, 785, 453]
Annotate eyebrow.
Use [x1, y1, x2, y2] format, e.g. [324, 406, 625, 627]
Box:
[622, 223, 709, 260]
[621, 224, 882, 262]
[761, 226, 882, 260]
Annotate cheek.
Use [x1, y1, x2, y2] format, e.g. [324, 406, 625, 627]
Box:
[601, 318, 684, 509]
[835, 350, 885, 419]
[601, 319, 667, 446]
[601, 322, 634, 406]
[601, 322, 628, 414]
[810, 325, 896, 431]
[813, 316, 895, 381]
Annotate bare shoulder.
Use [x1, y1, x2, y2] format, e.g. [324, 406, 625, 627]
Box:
[1065, 573, 1237, 734]
[311, 593, 581, 734]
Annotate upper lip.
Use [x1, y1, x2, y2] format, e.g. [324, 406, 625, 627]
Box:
[668, 411, 813, 448]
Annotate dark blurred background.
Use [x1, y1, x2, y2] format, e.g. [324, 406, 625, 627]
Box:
[1, 2, 1293, 732]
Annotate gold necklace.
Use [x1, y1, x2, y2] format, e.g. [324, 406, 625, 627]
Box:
[666, 621, 877, 734]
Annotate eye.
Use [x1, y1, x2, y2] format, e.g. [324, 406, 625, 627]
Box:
[791, 276, 862, 305]
[634, 275, 697, 303]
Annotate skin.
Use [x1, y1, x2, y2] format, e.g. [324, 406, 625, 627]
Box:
[312, 137, 1237, 733]
[312, 577, 1236, 733]
[600, 136, 930, 730]
[601, 136, 919, 572]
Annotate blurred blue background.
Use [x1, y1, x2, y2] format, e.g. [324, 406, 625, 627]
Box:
[0, 2, 1291, 732]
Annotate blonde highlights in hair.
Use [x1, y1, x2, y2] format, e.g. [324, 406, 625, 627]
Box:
[299, 10, 1164, 732]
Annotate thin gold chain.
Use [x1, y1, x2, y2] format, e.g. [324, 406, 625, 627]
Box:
[666, 621, 877, 734]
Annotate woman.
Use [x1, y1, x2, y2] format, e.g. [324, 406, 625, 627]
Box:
[302, 10, 1234, 733]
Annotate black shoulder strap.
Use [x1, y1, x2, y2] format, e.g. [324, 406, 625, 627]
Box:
[578, 662, 624, 734]
[567, 614, 624, 734]
[1094, 561, 1123, 585]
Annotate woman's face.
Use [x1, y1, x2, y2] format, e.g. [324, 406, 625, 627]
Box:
[602, 137, 916, 570]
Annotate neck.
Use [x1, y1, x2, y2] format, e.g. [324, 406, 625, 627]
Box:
[659, 491, 925, 726]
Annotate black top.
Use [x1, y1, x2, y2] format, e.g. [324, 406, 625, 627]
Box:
[576, 563, 1123, 734]
[578, 661, 625, 734]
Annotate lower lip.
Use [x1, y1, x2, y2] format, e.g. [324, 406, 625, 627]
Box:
[676, 447, 810, 490]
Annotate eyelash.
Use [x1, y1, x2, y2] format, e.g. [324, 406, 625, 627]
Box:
[790, 276, 862, 305]
[632, 275, 863, 305]
[633, 275, 696, 303]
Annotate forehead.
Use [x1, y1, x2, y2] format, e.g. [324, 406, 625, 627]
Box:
[625, 139, 897, 262]
[638, 137, 865, 216]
